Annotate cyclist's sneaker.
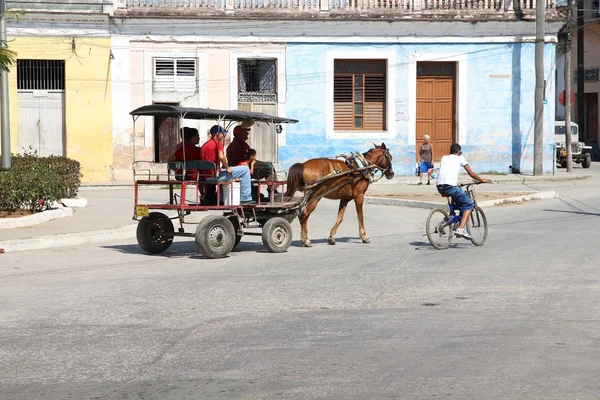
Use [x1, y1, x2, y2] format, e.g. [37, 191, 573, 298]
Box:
[455, 228, 472, 239]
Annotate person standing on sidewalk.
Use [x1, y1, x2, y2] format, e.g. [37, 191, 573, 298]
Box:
[418, 134, 433, 185]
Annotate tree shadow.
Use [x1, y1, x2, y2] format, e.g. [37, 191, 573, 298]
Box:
[543, 209, 600, 217]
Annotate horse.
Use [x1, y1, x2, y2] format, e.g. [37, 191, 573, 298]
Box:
[284, 143, 394, 247]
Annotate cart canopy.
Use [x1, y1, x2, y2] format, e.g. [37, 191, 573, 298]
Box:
[130, 104, 298, 124]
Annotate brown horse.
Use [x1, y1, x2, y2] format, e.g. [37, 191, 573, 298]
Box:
[284, 143, 394, 247]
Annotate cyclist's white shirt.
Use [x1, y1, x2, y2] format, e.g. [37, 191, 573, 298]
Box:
[436, 154, 468, 186]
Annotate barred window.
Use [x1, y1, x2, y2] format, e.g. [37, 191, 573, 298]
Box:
[238, 59, 277, 103]
[334, 59, 386, 131]
[17, 60, 65, 91]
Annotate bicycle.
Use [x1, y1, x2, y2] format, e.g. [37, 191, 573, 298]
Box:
[425, 182, 488, 250]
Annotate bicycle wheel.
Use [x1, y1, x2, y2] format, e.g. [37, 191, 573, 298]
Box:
[426, 208, 453, 250]
[466, 206, 488, 246]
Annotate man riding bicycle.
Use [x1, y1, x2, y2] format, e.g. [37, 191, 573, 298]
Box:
[436, 143, 487, 239]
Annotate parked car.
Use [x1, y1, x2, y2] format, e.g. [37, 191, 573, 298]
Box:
[554, 120, 592, 169]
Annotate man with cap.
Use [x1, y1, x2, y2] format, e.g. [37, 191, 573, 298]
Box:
[227, 119, 278, 186]
[226, 119, 253, 167]
[200, 124, 255, 206]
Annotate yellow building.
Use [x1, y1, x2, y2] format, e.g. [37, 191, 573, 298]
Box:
[2, 37, 113, 182]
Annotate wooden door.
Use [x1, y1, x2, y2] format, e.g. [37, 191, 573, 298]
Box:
[238, 102, 277, 163]
[153, 103, 180, 163]
[416, 62, 456, 162]
[18, 91, 65, 157]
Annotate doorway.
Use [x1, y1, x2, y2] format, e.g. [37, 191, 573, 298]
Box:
[416, 62, 456, 162]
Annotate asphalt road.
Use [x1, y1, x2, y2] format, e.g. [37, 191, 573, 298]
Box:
[1, 184, 599, 400]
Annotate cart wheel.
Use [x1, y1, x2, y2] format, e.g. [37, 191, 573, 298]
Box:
[195, 215, 235, 259]
[262, 217, 293, 253]
[137, 212, 174, 254]
[228, 215, 243, 249]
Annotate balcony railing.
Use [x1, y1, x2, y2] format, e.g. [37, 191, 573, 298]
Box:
[123, 0, 558, 13]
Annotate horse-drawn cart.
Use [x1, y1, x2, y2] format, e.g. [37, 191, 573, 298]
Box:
[129, 105, 300, 259]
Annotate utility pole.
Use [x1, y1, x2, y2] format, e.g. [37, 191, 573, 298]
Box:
[576, 0, 585, 144]
[565, 0, 574, 172]
[534, 0, 545, 175]
[0, 0, 10, 169]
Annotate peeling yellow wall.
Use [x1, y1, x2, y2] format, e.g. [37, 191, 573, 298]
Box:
[5, 37, 112, 182]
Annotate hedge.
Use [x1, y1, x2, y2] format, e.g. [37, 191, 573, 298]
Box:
[0, 152, 82, 213]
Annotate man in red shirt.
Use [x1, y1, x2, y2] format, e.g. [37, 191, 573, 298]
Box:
[200, 124, 254, 205]
[168, 127, 201, 180]
[226, 124, 251, 167]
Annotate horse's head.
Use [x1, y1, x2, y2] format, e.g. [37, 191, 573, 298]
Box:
[365, 142, 394, 180]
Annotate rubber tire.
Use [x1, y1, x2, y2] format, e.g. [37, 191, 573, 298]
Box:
[228, 215, 243, 249]
[466, 206, 488, 246]
[261, 217, 293, 253]
[137, 212, 174, 254]
[426, 208, 453, 250]
[582, 153, 592, 169]
[195, 215, 235, 259]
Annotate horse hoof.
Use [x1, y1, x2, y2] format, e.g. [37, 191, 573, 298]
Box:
[362, 237, 371, 244]
[328, 237, 336, 245]
[302, 240, 313, 248]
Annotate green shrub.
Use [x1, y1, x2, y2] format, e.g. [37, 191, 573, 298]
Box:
[0, 152, 82, 213]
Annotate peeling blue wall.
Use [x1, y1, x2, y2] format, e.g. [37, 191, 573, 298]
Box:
[281, 42, 556, 175]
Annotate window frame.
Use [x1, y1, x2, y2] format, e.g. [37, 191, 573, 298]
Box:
[237, 58, 278, 103]
[326, 50, 396, 140]
[153, 57, 197, 93]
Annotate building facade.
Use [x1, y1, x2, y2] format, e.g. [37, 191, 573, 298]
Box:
[4, 0, 565, 181]
[4, 1, 113, 181]
[112, 0, 564, 180]
[555, 0, 600, 150]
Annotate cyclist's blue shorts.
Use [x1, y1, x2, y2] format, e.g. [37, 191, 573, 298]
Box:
[436, 184, 474, 213]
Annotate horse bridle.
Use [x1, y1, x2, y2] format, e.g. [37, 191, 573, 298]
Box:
[367, 146, 393, 174]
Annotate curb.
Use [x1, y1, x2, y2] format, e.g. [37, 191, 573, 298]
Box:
[0, 223, 138, 253]
[365, 190, 559, 209]
[0, 207, 74, 230]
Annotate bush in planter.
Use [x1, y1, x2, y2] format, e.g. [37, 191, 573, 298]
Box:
[0, 151, 82, 213]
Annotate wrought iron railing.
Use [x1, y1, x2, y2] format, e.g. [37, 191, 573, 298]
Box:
[122, 0, 557, 12]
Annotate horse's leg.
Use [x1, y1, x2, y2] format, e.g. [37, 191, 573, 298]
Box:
[354, 193, 370, 243]
[299, 196, 321, 248]
[328, 199, 350, 245]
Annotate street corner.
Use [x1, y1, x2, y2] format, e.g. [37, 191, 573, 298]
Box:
[0, 207, 74, 230]
[0, 223, 138, 253]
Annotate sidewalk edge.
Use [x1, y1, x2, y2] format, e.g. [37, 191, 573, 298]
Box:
[0, 224, 138, 253]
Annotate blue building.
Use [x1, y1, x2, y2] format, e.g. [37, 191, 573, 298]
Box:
[107, 0, 564, 178]
[283, 39, 560, 175]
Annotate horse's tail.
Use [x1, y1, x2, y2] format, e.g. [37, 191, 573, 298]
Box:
[285, 163, 304, 197]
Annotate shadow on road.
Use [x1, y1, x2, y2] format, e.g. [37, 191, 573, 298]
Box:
[543, 209, 600, 217]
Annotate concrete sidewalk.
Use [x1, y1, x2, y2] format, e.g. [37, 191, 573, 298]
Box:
[0, 164, 597, 252]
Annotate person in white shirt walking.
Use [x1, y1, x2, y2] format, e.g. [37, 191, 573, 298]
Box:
[436, 143, 487, 239]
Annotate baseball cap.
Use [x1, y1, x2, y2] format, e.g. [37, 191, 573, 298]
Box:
[233, 125, 250, 137]
[209, 125, 228, 135]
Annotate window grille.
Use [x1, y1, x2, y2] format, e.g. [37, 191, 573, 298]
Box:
[238, 59, 277, 103]
[17, 60, 65, 91]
